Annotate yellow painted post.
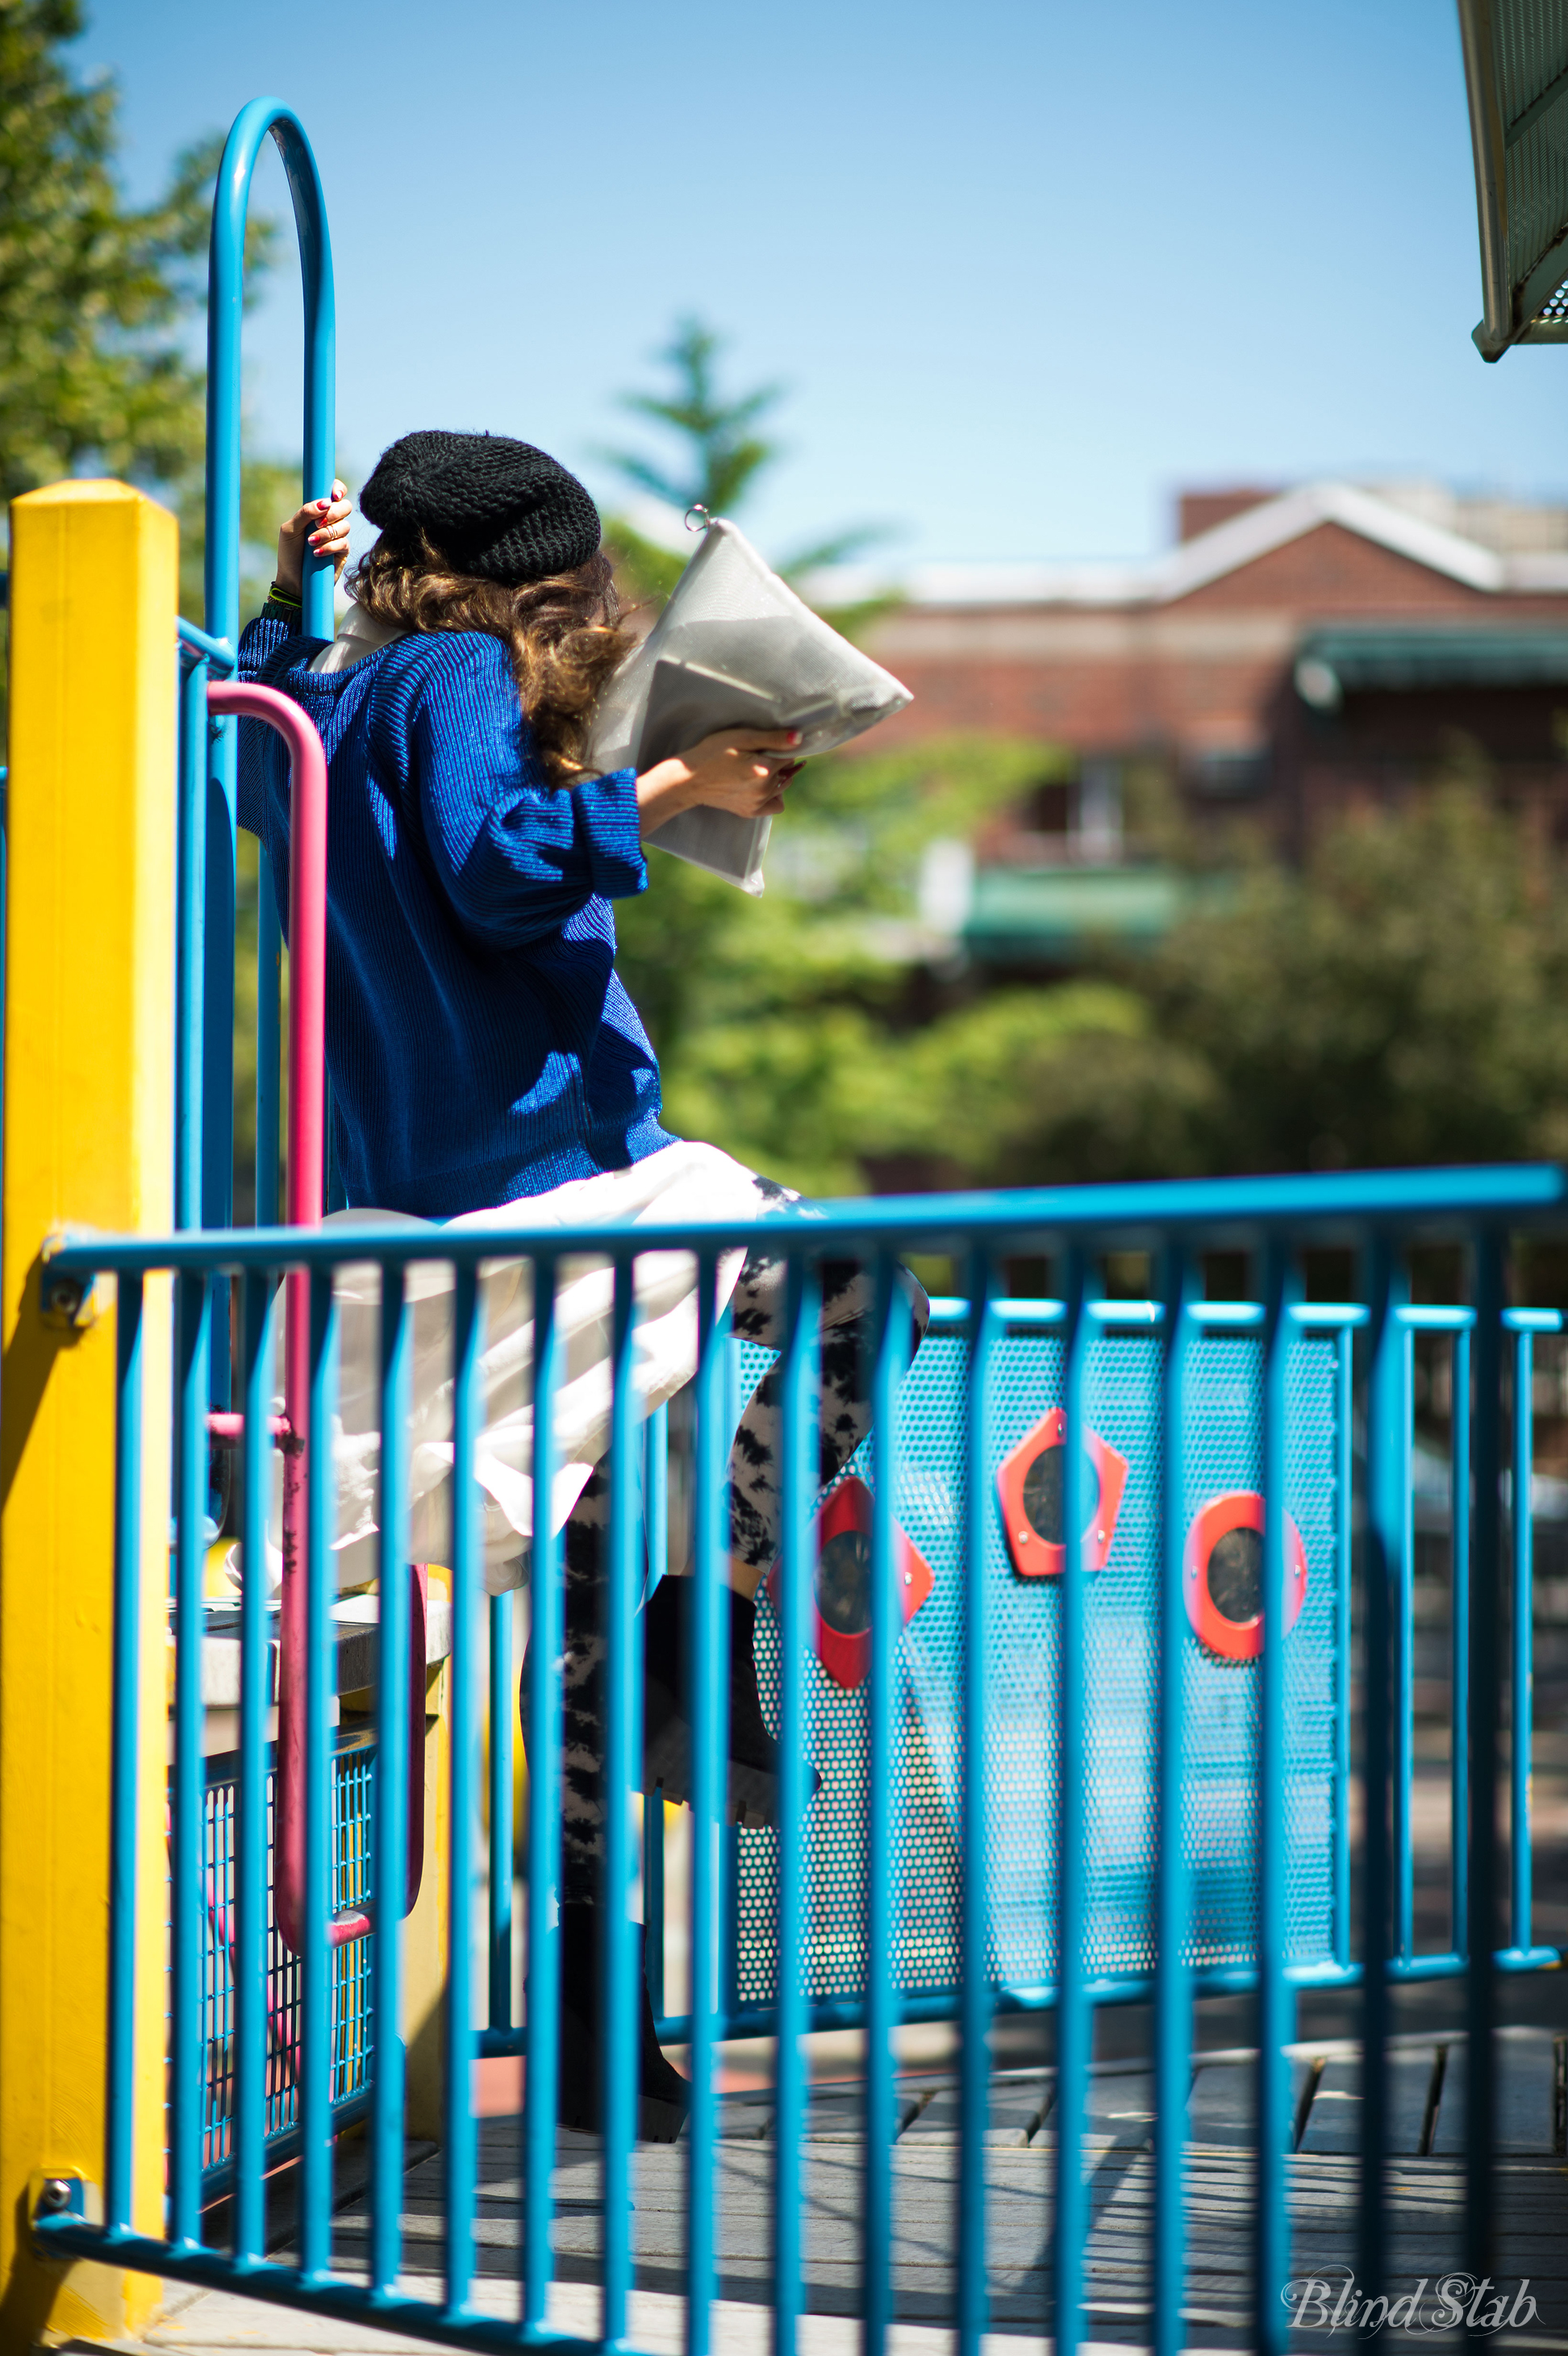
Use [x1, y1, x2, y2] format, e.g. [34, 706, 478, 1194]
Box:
[0, 482, 177, 2344]
[404, 1665, 451, 2139]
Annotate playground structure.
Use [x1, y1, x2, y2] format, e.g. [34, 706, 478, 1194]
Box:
[0, 89, 1565, 2356]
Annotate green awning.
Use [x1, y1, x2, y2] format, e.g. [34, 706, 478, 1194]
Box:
[964, 866, 1223, 963]
[1458, 0, 1568, 357]
[1294, 626, 1568, 708]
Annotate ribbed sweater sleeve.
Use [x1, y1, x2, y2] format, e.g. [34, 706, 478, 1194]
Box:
[392, 633, 647, 949]
[238, 608, 307, 678]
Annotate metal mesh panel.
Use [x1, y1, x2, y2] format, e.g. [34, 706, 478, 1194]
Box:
[331, 1745, 375, 2104]
[1532, 273, 1568, 323]
[196, 1733, 376, 2170]
[736, 1316, 1343, 2006]
[1494, 0, 1568, 329]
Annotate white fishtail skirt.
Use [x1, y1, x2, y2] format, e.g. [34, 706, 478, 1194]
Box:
[256, 1140, 773, 1596]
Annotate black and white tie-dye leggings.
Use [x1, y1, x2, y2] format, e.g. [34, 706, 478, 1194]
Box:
[547, 1184, 930, 1904]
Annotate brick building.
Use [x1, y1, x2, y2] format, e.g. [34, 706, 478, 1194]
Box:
[839, 482, 1568, 961]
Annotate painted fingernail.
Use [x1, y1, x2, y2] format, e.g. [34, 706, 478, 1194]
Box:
[788, 730, 803, 744]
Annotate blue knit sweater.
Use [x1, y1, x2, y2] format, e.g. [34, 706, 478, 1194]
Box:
[236, 609, 675, 1216]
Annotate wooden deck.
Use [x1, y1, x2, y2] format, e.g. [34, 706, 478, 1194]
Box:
[88, 2028, 1568, 2354]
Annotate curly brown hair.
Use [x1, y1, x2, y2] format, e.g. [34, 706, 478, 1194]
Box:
[349, 530, 632, 783]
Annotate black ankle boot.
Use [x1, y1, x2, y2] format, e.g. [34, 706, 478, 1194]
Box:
[641, 1580, 819, 1830]
[556, 1901, 688, 2144]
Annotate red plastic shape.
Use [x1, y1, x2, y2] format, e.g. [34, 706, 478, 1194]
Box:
[765, 1474, 933, 1691]
[995, 1409, 1128, 1579]
[1182, 1491, 1307, 1662]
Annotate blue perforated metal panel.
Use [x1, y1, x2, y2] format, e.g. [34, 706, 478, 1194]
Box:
[735, 1315, 1344, 2006]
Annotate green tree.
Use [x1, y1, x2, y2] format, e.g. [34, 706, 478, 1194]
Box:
[849, 984, 1219, 1190]
[623, 769, 1568, 1199]
[0, 6, 274, 504]
[849, 785, 1568, 1191]
[0, 0, 282, 655]
[615, 736, 1078, 1195]
[1143, 785, 1568, 1174]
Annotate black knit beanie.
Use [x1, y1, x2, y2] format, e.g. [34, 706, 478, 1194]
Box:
[358, 429, 601, 586]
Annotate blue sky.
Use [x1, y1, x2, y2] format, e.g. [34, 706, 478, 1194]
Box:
[86, 0, 1568, 568]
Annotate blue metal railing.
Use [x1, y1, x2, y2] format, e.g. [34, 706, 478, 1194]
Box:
[32, 1163, 1568, 2354]
[626, 1291, 1553, 2042]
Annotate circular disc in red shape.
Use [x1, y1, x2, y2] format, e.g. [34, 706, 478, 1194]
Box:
[1182, 1491, 1307, 1661]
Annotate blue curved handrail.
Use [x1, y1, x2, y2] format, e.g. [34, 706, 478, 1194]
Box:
[206, 99, 336, 648]
[179, 99, 336, 1272]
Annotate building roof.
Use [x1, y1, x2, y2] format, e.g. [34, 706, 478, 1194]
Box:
[808, 481, 1568, 611]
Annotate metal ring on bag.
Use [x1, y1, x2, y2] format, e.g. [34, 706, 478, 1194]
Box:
[685, 503, 711, 532]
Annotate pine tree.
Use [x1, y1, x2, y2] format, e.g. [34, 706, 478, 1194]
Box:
[606, 315, 781, 520]
[602, 314, 886, 604]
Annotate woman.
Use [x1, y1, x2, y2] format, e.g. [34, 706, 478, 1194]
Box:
[240, 432, 927, 2139]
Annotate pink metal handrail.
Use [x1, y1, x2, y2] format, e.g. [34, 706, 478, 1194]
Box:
[206, 681, 424, 1958]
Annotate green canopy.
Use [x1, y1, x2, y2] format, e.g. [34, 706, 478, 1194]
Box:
[1293, 626, 1568, 706]
[1459, 0, 1568, 357]
[963, 867, 1231, 964]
